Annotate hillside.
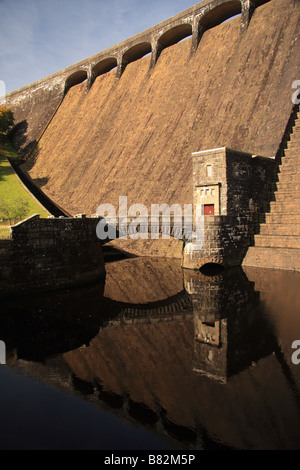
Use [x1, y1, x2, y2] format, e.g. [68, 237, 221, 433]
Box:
[0, 139, 49, 238]
[21, 0, 300, 216]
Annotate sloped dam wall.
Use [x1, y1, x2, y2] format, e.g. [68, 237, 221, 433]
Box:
[6, 0, 299, 219]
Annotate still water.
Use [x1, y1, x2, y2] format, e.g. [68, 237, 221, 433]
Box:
[0, 256, 300, 450]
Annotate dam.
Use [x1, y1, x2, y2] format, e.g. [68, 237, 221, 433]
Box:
[4, 0, 300, 271]
[1, 0, 300, 451]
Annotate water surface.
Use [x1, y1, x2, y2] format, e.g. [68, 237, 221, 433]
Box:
[1, 257, 300, 450]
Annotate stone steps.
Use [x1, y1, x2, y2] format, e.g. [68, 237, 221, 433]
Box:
[273, 191, 298, 201]
[243, 107, 300, 271]
[279, 161, 300, 168]
[276, 173, 300, 183]
[243, 247, 300, 271]
[275, 181, 300, 191]
[280, 168, 300, 174]
[285, 148, 300, 154]
[277, 153, 300, 164]
[269, 201, 300, 212]
[264, 213, 300, 224]
[284, 143, 300, 150]
[254, 234, 300, 249]
[277, 163, 300, 172]
[278, 159, 300, 168]
[278, 164, 300, 172]
[259, 223, 300, 236]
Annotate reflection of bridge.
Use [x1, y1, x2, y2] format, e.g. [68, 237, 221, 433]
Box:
[103, 291, 193, 326]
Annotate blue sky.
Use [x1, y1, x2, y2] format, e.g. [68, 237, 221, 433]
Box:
[0, 0, 196, 93]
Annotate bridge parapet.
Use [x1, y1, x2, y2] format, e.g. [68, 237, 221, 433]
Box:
[5, 0, 268, 156]
[6, 0, 263, 100]
[95, 215, 195, 243]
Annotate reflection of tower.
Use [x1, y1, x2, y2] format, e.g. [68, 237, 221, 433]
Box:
[184, 267, 275, 383]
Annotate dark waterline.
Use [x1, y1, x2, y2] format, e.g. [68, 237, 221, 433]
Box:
[0, 257, 300, 450]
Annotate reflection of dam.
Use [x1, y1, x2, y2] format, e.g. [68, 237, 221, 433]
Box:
[2, 258, 300, 450]
[103, 292, 193, 327]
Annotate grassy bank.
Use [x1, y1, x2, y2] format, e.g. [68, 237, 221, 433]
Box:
[0, 137, 50, 238]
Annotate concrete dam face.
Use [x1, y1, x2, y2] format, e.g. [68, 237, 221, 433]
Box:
[8, 0, 299, 217]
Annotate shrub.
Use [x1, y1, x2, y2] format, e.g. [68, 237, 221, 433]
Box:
[0, 105, 14, 135]
[0, 195, 30, 224]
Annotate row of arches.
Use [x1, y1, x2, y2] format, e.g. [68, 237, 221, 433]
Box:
[64, 0, 248, 94]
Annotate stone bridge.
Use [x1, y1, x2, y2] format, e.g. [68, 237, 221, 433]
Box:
[95, 214, 198, 244]
[102, 291, 193, 327]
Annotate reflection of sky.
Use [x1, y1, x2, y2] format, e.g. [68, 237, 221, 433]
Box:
[0, 0, 195, 93]
[0, 366, 172, 450]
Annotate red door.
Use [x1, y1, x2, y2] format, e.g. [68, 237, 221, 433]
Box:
[204, 204, 214, 215]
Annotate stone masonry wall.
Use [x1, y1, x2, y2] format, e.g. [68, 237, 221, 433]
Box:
[0, 215, 105, 298]
[7, 81, 64, 157]
[182, 147, 275, 269]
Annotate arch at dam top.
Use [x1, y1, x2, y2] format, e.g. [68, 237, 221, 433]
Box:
[5, 0, 264, 98]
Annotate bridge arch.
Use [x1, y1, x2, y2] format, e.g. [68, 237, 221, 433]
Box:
[151, 22, 193, 66]
[64, 70, 88, 94]
[116, 42, 152, 79]
[123, 42, 152, 64]
[158, 23, 193, 52]
[91, 57, 118, 84]
[191, 0, 242, 50]
[199, 0, 242, 31]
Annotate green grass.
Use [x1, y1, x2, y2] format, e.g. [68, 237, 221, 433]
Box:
[0, 137, 50, 238]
